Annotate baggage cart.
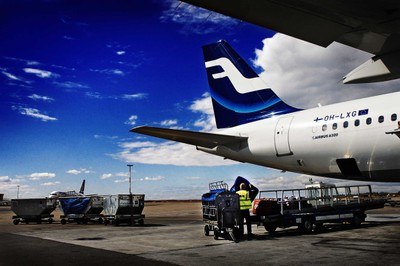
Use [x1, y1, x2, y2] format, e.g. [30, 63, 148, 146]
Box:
[203, 186, 241, 242]
[103, 194, 145, 226]
[255, 183, 385, 234]
[59, 195, 104, 224]
[11, 198, 57, 225]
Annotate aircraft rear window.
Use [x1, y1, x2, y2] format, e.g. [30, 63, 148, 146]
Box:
[343, 121, 348, 128]
[332, 123, 337, 130]
[366, 117, 372, 125]
[379, 116, 384, 123]
[322, 124, 327, 131]
[391, 113, 397, 121]
[354, 119, 360, 127]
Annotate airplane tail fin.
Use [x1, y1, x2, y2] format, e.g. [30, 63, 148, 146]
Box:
[79, 179, 85, 195]
[202, 40, 300, 128]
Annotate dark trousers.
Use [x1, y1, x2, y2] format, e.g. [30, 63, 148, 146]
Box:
[239, 209, 252, 235]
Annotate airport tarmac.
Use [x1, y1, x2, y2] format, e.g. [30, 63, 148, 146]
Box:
[1, 201, 400, 266]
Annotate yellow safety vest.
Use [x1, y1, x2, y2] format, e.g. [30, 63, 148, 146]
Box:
[237, 190, 252, 210]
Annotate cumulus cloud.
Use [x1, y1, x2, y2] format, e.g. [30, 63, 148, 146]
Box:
[160, 119, 178, 126]
[114, 178, 129, 183]
[0, 176, 11, 182]
[100, 173, 113, 180]
[114, 140, 237, 167]
[28, 94, 54, 102]
[29, 172, 56, 181]
[14, 106, 57, 122]
[116, 50, 125, 55]
[66, 168, 93, 175]
[125, 115, 138, 126]
[23, 68, 59, 79]
[252, 34, 400, 108]
[161, 0, 239, 34]
[189, 93, 216, 131]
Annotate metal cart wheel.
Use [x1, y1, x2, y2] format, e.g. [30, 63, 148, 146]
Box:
[60, 219, 67, 225]
[204, 225, 210, 236]
[98, 217, 104, 224]
[300, 218, 314, 233]
[213, 228, 219, 240]
[264, 224, 277, 234]
[48, 218, 53, 224]
[13, 219, 19, 225]
[139, 219, 144, 226]
[351, 213, 364, 227]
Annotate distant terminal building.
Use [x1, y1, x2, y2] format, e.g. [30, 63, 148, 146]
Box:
[0, 194, 4, 201]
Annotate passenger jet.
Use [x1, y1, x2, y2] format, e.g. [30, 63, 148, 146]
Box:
[132, 40, 400, 182]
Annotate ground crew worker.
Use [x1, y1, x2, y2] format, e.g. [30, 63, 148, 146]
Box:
[236, 183, 253, 240]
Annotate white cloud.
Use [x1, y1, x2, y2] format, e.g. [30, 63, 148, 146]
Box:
[23, 68, 59, 79]
[115, 172, 129, 177]
[85, 92, 102, 99]
[66, 168, 93, 175]
[125, 115, 138, 126]
[100, 173, 113, 180]
[114, 178, 129, 183]
[29, 172, 56, 181]
[15, 106, 57, 122]
[41, 181, 60, 186]
[2, 71, 21, 81]
[0, 176, 11, 182]
[53, 81, 89, 89]
[121, 93, 147, 100]
[114, 140, 238, 167]
[253, 33, 400, 108]
[116, 50, 125, 55]
[89, 68, 125, 76]
[28, 94, 54, 102]
[189, 93, 216, 131]
[160, 119, 178, 126]
[140, 176, 165, 182]
[161, 0, 239, 34]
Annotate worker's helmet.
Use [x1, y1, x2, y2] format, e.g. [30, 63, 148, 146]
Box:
[240, 183, 246, 190]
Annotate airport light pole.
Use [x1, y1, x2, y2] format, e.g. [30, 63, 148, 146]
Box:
[127, 164, 133, 226]
[17, 185, 20, 199]
[127, 164, 133, 194]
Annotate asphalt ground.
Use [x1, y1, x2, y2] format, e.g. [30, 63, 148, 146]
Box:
[1, 202, 400, 266]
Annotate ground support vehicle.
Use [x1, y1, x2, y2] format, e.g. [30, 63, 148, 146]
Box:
[59, 195, 104, 224]
[103, 194, 145, 226]
[202, 182, 241, 242]
[253, 183, 385, 234]
[11, 198, 57, 225]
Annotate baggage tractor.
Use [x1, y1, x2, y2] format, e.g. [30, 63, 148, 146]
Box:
[11, 198, 57, 225]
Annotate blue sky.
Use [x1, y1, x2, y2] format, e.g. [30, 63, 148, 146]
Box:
[1, 0, 399, 199]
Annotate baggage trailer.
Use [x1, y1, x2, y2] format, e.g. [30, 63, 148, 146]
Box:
[103, 194, 145, 226]
[202, 182, 241, 242]
[254, 183, 385, 234]
[59, 196, 104, 225]
[11, 198, 57, 225]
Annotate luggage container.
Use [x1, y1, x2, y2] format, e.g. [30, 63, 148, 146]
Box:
[59, 195, 104, 224]
[103, 194, 145, 226]
[11, 198, 57, 225]
[203, 189, 241, 242]
[202, 181, 228, 221]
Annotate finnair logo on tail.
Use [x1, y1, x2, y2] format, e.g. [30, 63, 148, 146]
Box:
[205, 57, 267, 94]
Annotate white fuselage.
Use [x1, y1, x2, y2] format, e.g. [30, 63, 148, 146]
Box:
[200, 92, 400, 182]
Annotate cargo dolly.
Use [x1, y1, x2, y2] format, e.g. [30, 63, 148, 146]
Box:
[103, 194, 145, 226]
[59, 196, 104, 225]
[253, 183, 385, 234]
[202, 181, 241, 242]
[11, 198, 57, 225]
